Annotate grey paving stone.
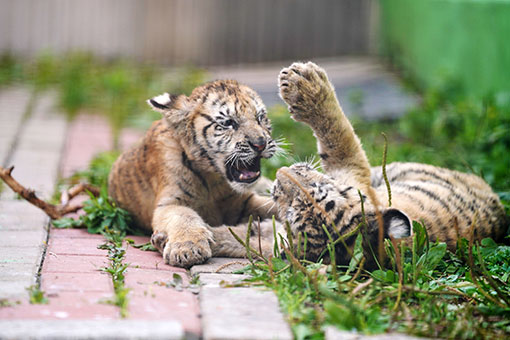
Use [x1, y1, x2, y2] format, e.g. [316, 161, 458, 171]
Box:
[190, 257, 251, 276]
[0, 320, 184, 340]
[0, 246, 44, 264]
[325, 327, 426, 340]
[0, 201, 48, 231]
[201, 286, 292, 340]
[4, 90, 67, 199]
[0, 263, 37, 281]
[198, 273, 250, 287]
[0, 230, 47, 248]
[0, 87, 31, 165]
[0, 279, 35, 300]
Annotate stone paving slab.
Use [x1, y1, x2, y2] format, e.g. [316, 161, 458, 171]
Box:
[0, 320, 183, 340]
[190, 257, 251, 276]
[0, 229, 47, 248]
[0, 201, 49, 231]
[0, 87, 31, 166]
[2, 91, 67, 200]
[197, 273, 250, 286]
[200, 286, 293, 340]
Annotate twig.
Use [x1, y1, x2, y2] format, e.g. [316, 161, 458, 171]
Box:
[352, 277, 373, 295]
[214, 261, 250, 273]
[0, 165, 100, 220]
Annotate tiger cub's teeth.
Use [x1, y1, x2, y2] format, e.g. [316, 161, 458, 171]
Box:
[239, 171, 260, 181]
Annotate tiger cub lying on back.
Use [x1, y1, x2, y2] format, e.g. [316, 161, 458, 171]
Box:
[109, 80, 278, 268]
[273, 62, 508, 266]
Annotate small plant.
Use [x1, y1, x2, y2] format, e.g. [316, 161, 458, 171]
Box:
[26, 285, 48, 305]
[52, 188, 134, 237]
[99, 228, 131, 318]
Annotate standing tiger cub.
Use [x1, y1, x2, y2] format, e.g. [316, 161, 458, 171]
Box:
[108, 80, 278, 268]
[273, 62, 508, 266]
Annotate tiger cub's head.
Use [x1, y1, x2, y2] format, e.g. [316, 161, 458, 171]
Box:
[272, 163, 411, 265]
[148, 79, 277, 191]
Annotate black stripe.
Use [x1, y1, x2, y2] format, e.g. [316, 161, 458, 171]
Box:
[149, 99, 169, 110]
[341, 212, 376, 234]
[177, 182, 194, 198]
[333, 210, 344, 226]
[338, 187, 353, 198]
[198, 112, 215, 123]
[182, 151, 209, 191]
[236, 194, 254, 224]
[202, 123, 214, 148]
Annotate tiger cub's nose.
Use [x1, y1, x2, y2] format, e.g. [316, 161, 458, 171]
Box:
[249, 137, 266, 152]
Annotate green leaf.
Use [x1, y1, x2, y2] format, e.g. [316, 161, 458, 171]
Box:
[52, 217, 81, 229]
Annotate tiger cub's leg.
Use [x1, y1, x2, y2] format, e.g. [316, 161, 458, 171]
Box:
[278, 62, 372, 191]
[209, 220, 277, 259]
[151, 205, 213, 268]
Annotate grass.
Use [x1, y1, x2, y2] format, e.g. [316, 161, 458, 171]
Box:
[235, 218, 510, 339]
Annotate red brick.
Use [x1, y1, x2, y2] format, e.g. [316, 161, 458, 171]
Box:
[0, 298, 118, 320]
[125, 268, 189, 288]
[124, 247, 169, 271]
[128, 285, 201, 335]
[42, 253, 107, 273]
[50, 228, 104, 239]
[60, 114, 142, 178]
[41, 272, 113, 293]
[47, 291, 114, 308]
[125, 235, 151, 245]
[48, 237, 107, 256]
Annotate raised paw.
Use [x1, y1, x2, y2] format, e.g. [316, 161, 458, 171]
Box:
[278, 62, 333, 122]
[151, 230, 212, 268]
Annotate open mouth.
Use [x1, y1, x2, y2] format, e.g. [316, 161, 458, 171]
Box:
[226, 157, 261, 184]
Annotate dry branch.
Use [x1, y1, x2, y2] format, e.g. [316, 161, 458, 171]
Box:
[0, 165, 99, 220]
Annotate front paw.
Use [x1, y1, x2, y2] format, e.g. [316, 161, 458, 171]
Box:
[151, 230, 212, 268]
[278, 62, 333, 122]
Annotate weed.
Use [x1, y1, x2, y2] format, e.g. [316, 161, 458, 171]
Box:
[52, 187, 134, 237]
[26, 285, 48, 305]
[125, 239, 157, 252]
[99, 228, 131, 318]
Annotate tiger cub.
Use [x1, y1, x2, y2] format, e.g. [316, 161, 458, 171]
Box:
[108, 80, 278, 268]
[273, 61, 508, 266]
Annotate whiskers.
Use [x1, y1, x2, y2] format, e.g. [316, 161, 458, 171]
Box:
[258, 198, 277, 215]
[225, 151, 255, 168]
[267, 137, 292, 160]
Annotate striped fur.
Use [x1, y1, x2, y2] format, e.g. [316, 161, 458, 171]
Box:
[108, 80, 277, 268]
[274, 62, 508, 267]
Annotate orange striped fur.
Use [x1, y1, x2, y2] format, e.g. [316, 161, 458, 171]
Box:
[273, 62, 508, 267]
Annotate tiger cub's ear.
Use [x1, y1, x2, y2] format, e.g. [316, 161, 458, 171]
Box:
[383, 209, 412, 239]
[147, 93, 177, 113]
